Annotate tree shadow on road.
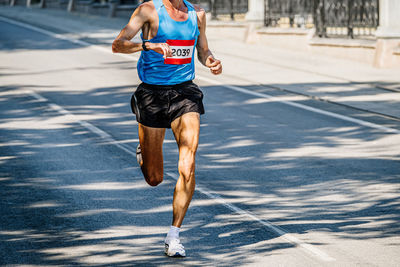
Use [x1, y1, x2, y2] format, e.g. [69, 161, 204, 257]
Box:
[0, 81, 399, 266]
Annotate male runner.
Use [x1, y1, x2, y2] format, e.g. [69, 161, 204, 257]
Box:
[112, 0, 222, 257]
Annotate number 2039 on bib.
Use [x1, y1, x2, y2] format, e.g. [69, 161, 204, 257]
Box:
[164, 40, 195, 65]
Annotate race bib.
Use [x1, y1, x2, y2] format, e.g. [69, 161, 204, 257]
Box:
[164, 39, 195, 65]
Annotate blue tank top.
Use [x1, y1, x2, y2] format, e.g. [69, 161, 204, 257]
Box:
[137, 0, 200, 85]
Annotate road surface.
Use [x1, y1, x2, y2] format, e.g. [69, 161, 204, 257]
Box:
[1, 17, 400, 266]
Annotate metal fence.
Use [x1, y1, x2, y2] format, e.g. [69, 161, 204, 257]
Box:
[314, 0, 379, 37]
[191, 0, 248, 20]
[264, 0, 314, 27]
[264, 0, 379, 38]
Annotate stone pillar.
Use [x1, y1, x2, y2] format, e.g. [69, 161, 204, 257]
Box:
[245, 0, 265, 23]
[373, 0, 400, 68]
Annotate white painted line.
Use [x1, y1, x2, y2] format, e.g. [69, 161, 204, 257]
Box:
[165, 171, 335, 262]
[29, 91, 136, 156]
[0, 16, 110, 53]
[28, 89, 336, 262]
[1, 16, 394, 260]
[1, 15, 399, 135]
[197, 76, 400, 135]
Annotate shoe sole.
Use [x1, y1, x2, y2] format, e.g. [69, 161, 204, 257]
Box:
[165, 243, 185, 257]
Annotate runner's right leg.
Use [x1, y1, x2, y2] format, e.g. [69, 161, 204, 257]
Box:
[138, 123, 166, 187]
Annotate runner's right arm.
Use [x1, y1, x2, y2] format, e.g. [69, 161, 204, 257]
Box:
[112, 3, 172, 58]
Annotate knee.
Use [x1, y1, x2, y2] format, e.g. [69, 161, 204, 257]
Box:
[144, 172, 163, 187]
[147, 179, 162, 187]
[178, 156, 195, 182]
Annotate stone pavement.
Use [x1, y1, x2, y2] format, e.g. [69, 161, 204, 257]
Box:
[1, 5, 399, 119]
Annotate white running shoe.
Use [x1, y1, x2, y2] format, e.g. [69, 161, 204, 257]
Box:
[165, 238, 186, 257]
[136, 144, 142, 166]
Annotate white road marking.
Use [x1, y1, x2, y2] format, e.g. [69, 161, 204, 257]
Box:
[196, 77, 400, 135]
[1, 15, 399, 135]
[27, 90, 335, 262]
[1, 14, 396, 262]
[6, 15, 400, 262]
[30, 91, 136, 155]
[166, 172, 336, 262]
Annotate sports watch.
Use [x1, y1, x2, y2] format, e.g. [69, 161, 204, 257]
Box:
[142, 41, 150, 51]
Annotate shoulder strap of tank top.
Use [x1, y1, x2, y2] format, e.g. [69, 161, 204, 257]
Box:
[183, 0, 197, 26]
[183, 0, 193, 10]
[152, 0, 163, 12]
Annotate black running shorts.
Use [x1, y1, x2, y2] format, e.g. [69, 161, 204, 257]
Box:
[130, 80, 205, 128]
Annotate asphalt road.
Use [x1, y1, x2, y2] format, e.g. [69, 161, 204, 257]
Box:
[1, 18, 400, 266]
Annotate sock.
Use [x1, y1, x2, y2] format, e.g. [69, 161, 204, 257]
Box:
[166, 226, 180, 241]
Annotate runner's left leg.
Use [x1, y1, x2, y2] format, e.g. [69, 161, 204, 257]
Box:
[170, 112, 200, 227]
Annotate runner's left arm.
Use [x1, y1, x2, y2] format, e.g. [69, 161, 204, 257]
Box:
[195, 6, 222, 75]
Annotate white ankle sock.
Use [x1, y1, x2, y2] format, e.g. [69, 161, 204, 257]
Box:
[166, 226, 180, 241]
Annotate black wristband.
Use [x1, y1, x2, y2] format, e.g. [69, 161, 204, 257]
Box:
[142, 41, 149, 51]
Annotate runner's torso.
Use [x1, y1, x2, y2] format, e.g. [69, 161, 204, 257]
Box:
[137, 0, 200, 85]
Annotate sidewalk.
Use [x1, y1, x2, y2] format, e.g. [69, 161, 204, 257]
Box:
[1, 6, 399, 119]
